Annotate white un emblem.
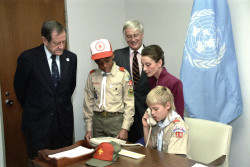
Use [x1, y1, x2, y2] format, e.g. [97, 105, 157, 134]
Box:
[184, 9, 225, 68]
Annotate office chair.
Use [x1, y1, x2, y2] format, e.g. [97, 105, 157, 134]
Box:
[185, 117, 232, 167]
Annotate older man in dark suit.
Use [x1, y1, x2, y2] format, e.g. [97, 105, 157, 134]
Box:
[114, 20, 149, 143]
[14, 20, 77, 159]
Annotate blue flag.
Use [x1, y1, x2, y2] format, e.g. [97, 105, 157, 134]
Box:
[180, 0, 243, 123]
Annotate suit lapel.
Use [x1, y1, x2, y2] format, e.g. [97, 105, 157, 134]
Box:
[37, 45, 55, 91]
[58, 53, 70, 89]
[123, 47, 131, 75]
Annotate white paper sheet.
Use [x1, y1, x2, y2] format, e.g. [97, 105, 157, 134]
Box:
[48, 146, 94, 159]
[118, 149, 145, 159]
[192, 163, 207, 167]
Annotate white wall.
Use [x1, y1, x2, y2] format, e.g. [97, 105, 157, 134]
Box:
[228, 1, 250, 166]
[66, 0, 250, 166]
[124, 0, 192, 78]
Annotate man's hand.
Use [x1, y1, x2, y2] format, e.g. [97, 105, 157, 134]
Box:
[84, 131, 92, 142]
[116, 129, 128, 140]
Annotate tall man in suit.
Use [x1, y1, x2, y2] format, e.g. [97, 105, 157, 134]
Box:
[14, 20, 77, 159]
[114, 20, 149, 143]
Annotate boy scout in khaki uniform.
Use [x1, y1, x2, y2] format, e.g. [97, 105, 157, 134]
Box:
[150, 118, 190, 157]
[83, 39, 134, 142]
[142, 86, 190, 158]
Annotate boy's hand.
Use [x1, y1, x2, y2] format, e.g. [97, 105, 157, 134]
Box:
[84, 131, 92, 142]
[116, 129, 128, 140]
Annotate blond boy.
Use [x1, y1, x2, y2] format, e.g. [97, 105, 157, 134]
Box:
[142, 86, 190, 157]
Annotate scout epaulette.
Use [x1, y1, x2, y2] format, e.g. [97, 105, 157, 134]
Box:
[89, 69, 96, 74]
[173, 119, 180, 123]
[119, 67, 125, 72]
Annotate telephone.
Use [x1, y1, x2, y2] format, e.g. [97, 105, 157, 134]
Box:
[145, 108, 157, 147]
[147, 108, 157, 126]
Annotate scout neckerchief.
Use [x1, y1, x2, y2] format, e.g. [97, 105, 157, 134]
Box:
[157, 110, 180, 151]
[99, 71, 110, 108]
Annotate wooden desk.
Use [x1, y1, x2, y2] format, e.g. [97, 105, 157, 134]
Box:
[33, 145, 209, 167]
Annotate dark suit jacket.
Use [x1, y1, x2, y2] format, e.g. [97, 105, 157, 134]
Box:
[14, 44, 77, 145]
[114, 47, 149, 142]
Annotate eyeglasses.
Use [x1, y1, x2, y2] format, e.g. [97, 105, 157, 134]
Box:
[125, 33, 141, 40]
[51, 40, 66, 47]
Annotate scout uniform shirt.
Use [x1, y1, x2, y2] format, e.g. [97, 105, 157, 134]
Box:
[83, 62, 134, 132]
[151, 117, 190, 157]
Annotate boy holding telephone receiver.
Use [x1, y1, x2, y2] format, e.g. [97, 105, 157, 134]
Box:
[142, 86, 190, 158]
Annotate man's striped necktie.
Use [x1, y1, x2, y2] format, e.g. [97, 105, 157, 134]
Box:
[132, 51, 140, 86]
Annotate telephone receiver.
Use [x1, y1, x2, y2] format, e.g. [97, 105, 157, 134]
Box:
[147, 108, 157, 126]
[145, 108, 157, 147]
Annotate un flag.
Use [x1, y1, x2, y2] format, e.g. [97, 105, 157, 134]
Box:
[180, 0, 243, 123]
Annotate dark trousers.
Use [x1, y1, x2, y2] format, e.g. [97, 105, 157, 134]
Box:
[127, 111, 143, 143]
[25, 112, 73, 159]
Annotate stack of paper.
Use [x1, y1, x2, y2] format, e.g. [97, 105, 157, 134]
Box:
[48, 146, 94, 159]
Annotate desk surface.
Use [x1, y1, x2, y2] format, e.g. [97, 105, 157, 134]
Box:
[33, 145, 208, 167]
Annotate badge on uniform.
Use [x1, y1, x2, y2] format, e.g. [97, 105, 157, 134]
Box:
[125, 75, 131, 81]
[125, 75, 133, 86]
[128, 80, 133, 86]
[172, 125, 186, 138]
[127, 88, 134, 97]
[93, 89, 98, 99]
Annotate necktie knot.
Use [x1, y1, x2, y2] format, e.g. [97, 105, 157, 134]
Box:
[101, 72, 110, 77]
[51, 55, 56, 60]
[134, 51, 138, 57]
[103, 73, 107, 77]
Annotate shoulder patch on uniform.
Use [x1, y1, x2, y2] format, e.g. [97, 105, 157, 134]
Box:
[172, 125, 186, 138]
[119, 67, 125, 72]
[89, 69, 96, 74]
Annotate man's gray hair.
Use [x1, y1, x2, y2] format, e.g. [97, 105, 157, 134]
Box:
[122, 20, 144, 35]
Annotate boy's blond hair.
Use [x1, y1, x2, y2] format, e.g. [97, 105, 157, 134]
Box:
[146, 86, 176, 114]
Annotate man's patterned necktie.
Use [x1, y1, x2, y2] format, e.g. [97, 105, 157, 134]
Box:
[132, 51, 140, 86]
[51, 55, 60, 87]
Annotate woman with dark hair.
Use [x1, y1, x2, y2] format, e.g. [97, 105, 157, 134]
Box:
[141, 45, 184, 118]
